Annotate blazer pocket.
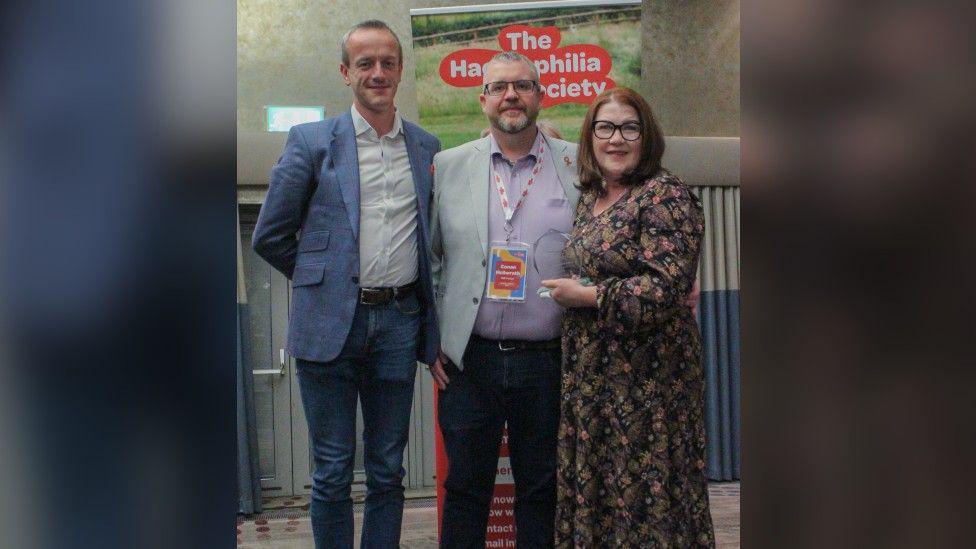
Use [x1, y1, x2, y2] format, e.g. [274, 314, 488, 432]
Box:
[292, 263, 326, 287]
[297, 231, 331, 252]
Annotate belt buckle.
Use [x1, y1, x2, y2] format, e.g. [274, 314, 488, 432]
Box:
[359, 288, 383, 305]
[497, 340, 516, 352]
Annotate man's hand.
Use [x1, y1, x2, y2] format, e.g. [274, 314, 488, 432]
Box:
[686, 278, 701, 320]
[429, 348, 450, 390]
[540, 278, 598, 308]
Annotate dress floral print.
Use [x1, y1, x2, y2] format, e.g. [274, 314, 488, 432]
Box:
[555, 170, 715, 548]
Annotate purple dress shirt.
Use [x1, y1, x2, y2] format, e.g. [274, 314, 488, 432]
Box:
[472, 130, 574, 341]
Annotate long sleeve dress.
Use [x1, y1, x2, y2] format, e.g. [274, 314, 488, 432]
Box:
[555, 170, 715, 548]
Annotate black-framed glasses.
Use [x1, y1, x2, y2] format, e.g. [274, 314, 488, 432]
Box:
[592, 120, 642, 141]
[483, 80, 538, 96]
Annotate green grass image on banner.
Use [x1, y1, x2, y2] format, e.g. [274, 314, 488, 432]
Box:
[412, 9, 641, 150]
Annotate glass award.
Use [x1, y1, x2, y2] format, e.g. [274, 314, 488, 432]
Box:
[532, 228, 591, 298]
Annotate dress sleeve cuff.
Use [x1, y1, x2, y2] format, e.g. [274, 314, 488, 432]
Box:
[595, 278, 617, 315]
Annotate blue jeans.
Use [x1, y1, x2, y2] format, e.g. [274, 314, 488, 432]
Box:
[438, 337, 561, 549]
[296, 293, 420, 549]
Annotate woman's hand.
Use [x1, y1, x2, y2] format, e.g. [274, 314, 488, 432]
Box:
[540, 278, 598, 308]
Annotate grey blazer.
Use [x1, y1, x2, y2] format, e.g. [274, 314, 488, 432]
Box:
[430, 134, 580, 369]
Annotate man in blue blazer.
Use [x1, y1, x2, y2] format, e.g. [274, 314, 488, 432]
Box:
[252, 20, 439, 549]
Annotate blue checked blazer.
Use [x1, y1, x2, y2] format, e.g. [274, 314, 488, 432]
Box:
[253, 111, 441, 364]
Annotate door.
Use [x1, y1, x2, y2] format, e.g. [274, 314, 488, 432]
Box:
[240, 215, 294, 496]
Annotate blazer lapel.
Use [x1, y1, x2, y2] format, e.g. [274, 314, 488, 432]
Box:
[467, 137, 491, 259]
[544, 134, 580, 204]
[403, 126, 430, 240]
[331, 113, 361, 242]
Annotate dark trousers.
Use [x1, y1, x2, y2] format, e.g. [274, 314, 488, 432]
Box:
[438, 337, 561, 548]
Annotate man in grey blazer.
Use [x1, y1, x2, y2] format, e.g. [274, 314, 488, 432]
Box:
[429, 51, 579, 548]
[252, 20, 439, 549]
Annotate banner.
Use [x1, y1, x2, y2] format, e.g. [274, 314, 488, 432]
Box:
[438, 25, 614, 107]
[413, 3, 642, 544]
[411, 0, 642, 149]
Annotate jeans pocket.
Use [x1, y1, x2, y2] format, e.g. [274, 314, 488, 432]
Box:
[393, 293, 421, 316]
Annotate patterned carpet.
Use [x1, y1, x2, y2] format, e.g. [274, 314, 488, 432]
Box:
[238, 482, 739, 548]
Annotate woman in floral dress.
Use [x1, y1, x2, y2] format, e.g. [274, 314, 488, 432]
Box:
[541, 87, 715, 547]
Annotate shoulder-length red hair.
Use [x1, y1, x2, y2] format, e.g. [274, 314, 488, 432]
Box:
[577, 87, 665, 197]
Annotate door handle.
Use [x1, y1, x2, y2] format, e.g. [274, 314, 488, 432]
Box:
[253, 349, 287, 376]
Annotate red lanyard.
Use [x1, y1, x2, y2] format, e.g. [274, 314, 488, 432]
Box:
[492, 140, 547, 223]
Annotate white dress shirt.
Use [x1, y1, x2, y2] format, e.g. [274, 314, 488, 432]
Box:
[351, 105, 419, 288]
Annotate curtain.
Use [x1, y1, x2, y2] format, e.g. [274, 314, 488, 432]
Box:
[237, 210, 262, 514]
[694, 186, 741, 481]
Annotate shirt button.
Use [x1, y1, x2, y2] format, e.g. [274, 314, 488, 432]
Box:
[352, 276, 359, 284]
[472, 297, 479, 304]
[482, 259, 487, 267]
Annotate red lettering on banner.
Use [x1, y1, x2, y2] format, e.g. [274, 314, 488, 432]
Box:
[486, 483, 516, 546]
[439, 49, 497, 88]
[439, 24, 616, 107]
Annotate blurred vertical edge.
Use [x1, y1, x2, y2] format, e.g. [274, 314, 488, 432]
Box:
[0, 1, 237, 548]
[743, 1, 976, 548]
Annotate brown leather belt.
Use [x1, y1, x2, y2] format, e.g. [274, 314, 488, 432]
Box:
[358, 280, 418, 305]
[470, 334, 561, 352]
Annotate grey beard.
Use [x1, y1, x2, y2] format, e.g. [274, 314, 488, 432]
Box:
[495, 114, 534, 134]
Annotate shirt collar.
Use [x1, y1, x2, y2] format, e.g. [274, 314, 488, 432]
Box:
[489, 127, 544, 163]
[351, 105, 403, 139]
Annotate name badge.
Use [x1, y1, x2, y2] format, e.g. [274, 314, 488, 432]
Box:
[486, 243, 528, 302]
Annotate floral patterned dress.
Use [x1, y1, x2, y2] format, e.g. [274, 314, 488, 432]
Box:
[555, 170, 715, 548]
